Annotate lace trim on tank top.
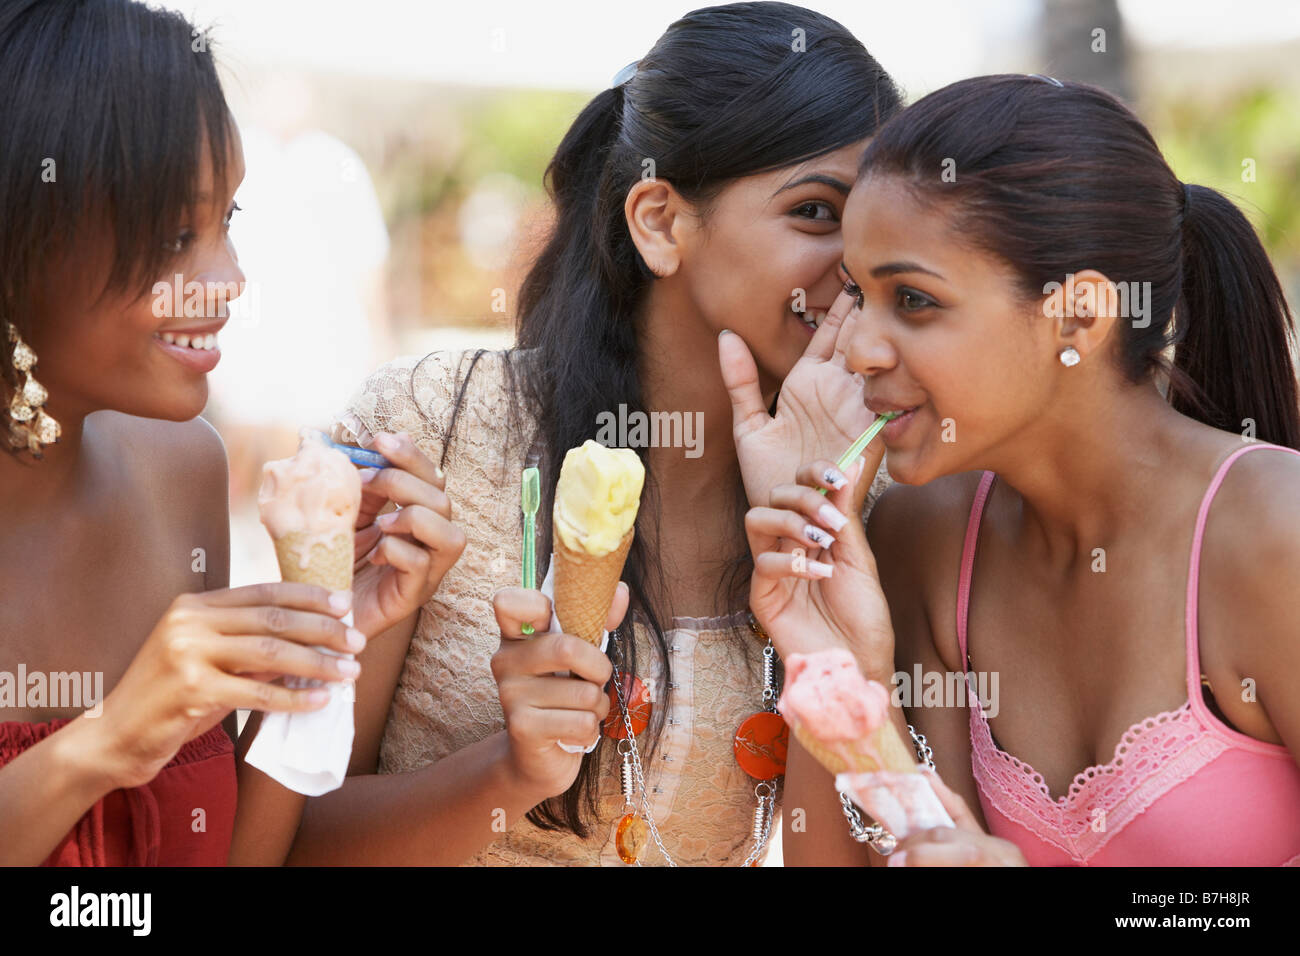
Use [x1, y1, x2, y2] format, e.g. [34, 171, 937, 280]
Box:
[959, 446, 1300, 863]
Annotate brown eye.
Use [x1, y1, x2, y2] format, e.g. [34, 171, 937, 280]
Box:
[794, 200, 837, 222]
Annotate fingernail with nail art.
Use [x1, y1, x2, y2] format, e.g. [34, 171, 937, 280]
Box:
[823, 467, 847, 490]
[804, 524, 833, 548]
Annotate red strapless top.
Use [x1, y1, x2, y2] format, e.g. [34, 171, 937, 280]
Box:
[0, 718, 236, 866]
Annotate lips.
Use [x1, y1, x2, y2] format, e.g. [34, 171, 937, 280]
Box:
[865, 397, 922, 417]
[791, 305, 831, 336]
[153, 323, 223, 373]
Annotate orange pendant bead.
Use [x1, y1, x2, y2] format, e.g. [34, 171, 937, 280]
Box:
[603, 674, 652, 739]
[616, 812, 649, 864]
[733, 711, 788, 781]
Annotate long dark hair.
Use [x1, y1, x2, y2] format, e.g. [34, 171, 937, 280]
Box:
[432, 2, 901, 837]
[0, 0, 233, 459]
[857, 74, 1300, 449]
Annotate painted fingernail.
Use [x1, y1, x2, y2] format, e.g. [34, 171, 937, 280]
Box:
[807, 560, 834, 578]
[818, 503, 849, 532]
[823, 467, 847, 490]
[887, 850, 908, 867]
[435, 467, 445, 482]
[359, 468, 378, 483]
[338, 658, 362, 677]
[346, 627, 366, 651]
[376, 512, 397, 528]
[329, 590, 352, 612]
[307, 689, 331, 706]
[804, 524, 834, 547]
[374, 434, 397, 452]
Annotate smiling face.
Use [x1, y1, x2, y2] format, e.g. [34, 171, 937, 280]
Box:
[30, 116, 247, 424]
[839, 173, 1058, 484]
[676, 140, 868, 391]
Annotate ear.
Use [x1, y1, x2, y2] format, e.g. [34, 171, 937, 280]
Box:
[624, 177, 692, 278]
[1054, 269, 1121, 363]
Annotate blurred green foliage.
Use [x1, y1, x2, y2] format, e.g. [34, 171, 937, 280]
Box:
[1153, 85, 1300, 275]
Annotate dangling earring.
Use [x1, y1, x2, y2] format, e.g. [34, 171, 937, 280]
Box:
[5, 321, 61, 457]
[1059, 347, 1081, 367]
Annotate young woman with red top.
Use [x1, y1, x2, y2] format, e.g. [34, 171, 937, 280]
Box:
[0, 0, 462, 866]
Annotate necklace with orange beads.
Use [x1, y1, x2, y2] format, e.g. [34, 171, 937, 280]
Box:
[605, 612, 787, 866]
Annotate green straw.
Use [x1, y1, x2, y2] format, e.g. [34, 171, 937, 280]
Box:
[818, 411, 899, 496]
[520, 466, 540, 634]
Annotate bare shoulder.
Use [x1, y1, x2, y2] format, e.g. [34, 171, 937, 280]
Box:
[96, 413, 230, 587]
[867, 470, 988, 672]
[95, 412, 228, 484]
[1199, 443, 1300, 667]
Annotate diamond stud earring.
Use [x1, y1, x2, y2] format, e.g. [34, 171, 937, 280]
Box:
[1059, 347, 1081, 367]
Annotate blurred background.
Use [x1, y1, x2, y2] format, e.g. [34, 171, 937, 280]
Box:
[165, 0, 1300, 861]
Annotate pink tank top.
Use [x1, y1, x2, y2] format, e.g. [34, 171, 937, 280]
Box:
[956, 442, 1300, 866]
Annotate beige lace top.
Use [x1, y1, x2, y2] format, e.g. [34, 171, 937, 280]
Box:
[336, 348, 891, 866]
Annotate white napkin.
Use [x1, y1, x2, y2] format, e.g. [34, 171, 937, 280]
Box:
[538, 555, 607, 754]
[244, 610, 356, 796]
[835, 769, 955, 839]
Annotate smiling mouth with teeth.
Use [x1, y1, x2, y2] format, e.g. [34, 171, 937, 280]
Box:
[153, 331, 219, 351]
[791, 307, 827, 333]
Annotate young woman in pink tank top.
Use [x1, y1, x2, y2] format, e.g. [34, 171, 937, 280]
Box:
[729, 74, 1300, 866]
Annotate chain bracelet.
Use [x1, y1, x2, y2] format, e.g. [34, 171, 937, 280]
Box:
[836, 723, 934, 854]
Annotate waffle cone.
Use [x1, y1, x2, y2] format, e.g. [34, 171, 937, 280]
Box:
[551, 527, 634, 645]
[793, 720, 918, 777]
[272, 530, 354, 592]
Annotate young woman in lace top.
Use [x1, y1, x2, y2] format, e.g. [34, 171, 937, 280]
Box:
[294, 2, 905, 865]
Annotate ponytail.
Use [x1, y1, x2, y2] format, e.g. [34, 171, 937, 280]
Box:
[490, 2, 901, 838]
[1173, 184, 1300, 449]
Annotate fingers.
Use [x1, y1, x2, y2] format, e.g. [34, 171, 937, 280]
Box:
[493, 629, 613, 687]
[208, 605, 364, 655]
[795, 458, 854, 495]
[360, 464, 452, 521]
[918, 765, 984, 832]
[508, 706, 602, 751]
[829, 287, 857, 366]
[769, 482, 853, 537]
[499, 673, 610, 719]
[605, 582, 630, 633]
[198, 582, 352, 618]
[209, 635, 362, 684]
[208, 672, 332, 715]
[366, 533, 433, 587]
[753, 549, 833, 581]
[891, 828, 981, 866]
[718, 330, 771, 442]
[745, 506, 838, 555]
[802, 294, 848, 362]
[367, 431, 445, 491]
[493, 587, 554, 640]
[372, 504, 466, 581]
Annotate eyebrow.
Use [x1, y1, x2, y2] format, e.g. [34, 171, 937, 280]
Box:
[841, 260, 946, 281]
[774, 173, 852, 197]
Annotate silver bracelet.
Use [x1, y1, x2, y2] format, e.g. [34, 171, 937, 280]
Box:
[837, 724, 934, 855]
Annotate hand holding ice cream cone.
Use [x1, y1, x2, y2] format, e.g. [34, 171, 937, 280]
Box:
[333, 430, 467, 639]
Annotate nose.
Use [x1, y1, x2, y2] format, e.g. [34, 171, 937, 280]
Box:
[196, 237, 246, 319]
[844, 299, 898, 377]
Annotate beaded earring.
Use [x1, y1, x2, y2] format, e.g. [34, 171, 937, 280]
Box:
[5, 322, 61, 458]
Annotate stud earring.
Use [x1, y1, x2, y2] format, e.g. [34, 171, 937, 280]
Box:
[5, 321, 60, 458]
[1059, 347, 1081, 368]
